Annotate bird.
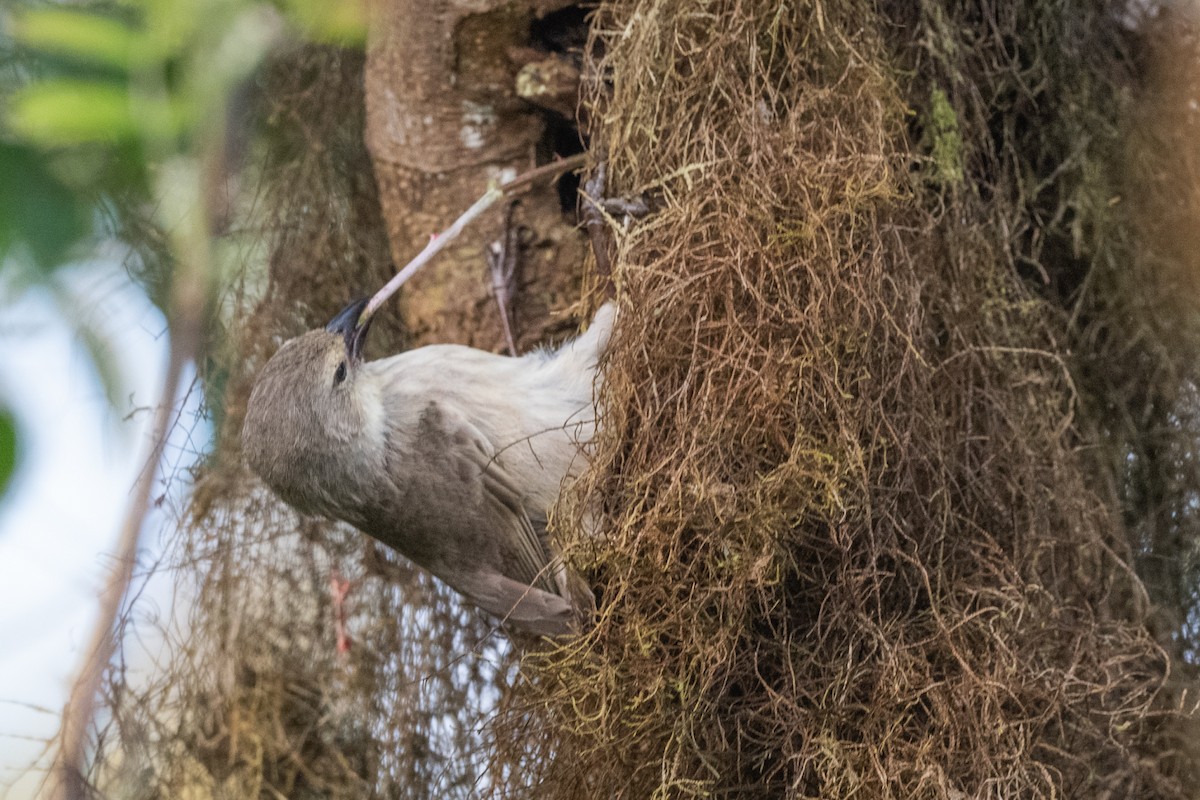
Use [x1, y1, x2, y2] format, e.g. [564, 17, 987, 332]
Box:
[241, 299, 614, 637]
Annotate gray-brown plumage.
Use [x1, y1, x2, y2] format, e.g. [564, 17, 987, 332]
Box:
[241, 300, 613, 636]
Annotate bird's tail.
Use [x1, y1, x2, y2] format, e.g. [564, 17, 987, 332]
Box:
[538, 300, 616, 411]
[558, 301, 616, 367]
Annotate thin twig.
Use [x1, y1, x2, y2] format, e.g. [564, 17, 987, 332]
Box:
[361, 187, 503, 323]
[488, 200, 523, 356]
[49, 314, 198, 800]
[50, 119, 220, 800]
[361, 153, 588, 324]
[500, 152, 586, 194]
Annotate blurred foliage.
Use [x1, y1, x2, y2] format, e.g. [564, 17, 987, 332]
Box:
[0, 141, 87, 270]
[0, 0, 365, 504]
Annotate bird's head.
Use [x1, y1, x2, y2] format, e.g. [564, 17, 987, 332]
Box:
[241, 298, 381, 514]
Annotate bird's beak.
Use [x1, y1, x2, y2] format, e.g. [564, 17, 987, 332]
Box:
[326, 298, 373, 362]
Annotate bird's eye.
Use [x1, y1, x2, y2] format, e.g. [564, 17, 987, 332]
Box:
[333, 361, 347, 386]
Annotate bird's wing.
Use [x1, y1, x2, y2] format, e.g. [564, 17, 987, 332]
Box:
[452, 569, 577, 637]
[410, 399, 559, 595]
[473, 437, 560, 594]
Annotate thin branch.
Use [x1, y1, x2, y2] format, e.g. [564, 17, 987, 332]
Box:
[361, 153, 588, 324]
[500, 152, 586, 194]
[48, 314, 198, 800]
[488, 200, 523, 356]
[49, 123, 219, 800]
[362, 186, 504, 322]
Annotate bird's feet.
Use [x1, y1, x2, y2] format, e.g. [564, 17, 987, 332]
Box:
[581, 160, 652, 295]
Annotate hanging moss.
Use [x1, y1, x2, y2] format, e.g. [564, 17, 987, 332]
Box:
[487, 1, 1199, 797]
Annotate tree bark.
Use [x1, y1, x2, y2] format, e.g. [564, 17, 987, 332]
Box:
[364, 0, 586, 349]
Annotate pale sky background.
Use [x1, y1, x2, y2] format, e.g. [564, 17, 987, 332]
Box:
[0, 262, 202, 798]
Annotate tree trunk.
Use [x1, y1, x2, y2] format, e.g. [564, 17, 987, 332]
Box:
[364, 0, 587, 349]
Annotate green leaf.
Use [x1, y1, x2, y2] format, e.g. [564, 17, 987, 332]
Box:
[281, 0, 367, 44]
[0, 408, 18, 504]
[9, 79, 139, 144]
[9, 78, 185, 146]
[13, 8, 145, 72]
[0, 142, 88, 271]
